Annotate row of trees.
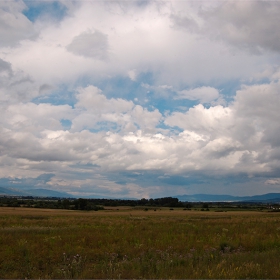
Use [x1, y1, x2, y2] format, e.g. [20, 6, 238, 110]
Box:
[85, 197, 186, 207]
[1, 196, 267, 211]
[0, 196, 191, 210]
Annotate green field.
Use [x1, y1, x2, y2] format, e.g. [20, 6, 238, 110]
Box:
[1, 207, 280, 279]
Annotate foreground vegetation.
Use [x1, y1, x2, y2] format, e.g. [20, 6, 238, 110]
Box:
[1, 207, 280, 278]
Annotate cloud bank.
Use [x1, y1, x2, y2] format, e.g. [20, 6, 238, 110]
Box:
[0, 0, 280, 198]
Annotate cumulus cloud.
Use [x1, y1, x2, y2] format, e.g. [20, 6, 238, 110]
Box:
[3, 102, 75, 133]
[165, 104, 233, 137]
[72, 85, 161, 133]
[165, 79, 280, 176]
[76, 86, 133, 113]
[0, 77, 279, 196]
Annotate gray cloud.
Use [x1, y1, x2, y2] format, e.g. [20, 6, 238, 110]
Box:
[0, 173, 55, 189]
[0, 1, 37, 47]
[0, 59, 35, 103]
[171, 1, 280, 54]
[67, 30, 109, 59]
[39, 84, 53, 94]
[0, 59, 12, 74]
[176, 86, 219, 103]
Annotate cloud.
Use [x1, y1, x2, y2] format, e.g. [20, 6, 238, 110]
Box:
[0, 0, 37, 47]
[171, 1, 280, 54]
[1, 0, 280, 198]
[3, 102, 74, 133]
[0, 173, 55, 189]
[265, 178, 280, 185]
[165, 79, 280, 175]
[2, 0, 273, 97]
[205, 1, 280, 54]
[0, 58, 37, 104]
[72, 85, 161, 132]
[0, 58, 12, 74]
[128, 69, 137, 81]
[176, 86, 219, 103]
[75, 85, 133, 113]
[164, 104, 233, 136]
[1, 78, 279, 196]
[234, 81, 280, 149]
[66, 30, 109, 59]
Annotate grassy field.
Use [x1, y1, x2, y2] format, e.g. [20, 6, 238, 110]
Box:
[1, 207, 280, 279]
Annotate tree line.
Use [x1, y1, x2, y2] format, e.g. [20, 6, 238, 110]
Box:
[0, 196, 192, 210]
[0, 196, 269, 211]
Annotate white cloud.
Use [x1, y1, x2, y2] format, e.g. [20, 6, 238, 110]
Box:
[165, 104, 233, 137]
[176, 86, 219, 103]
[3, 102, 74, 133]
[72, 85, 161, 133]
[76, 85, 134, 113]
[2, 0, 272, 95]
[265, 179, 280, 185]
[128, 69, 137, 81]
[166, 79, 280, 175]
[131, 105, 162, 132]
[1, 78, 279, 186]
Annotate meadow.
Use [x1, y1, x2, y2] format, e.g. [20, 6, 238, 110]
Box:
[1, 207, 280, 279]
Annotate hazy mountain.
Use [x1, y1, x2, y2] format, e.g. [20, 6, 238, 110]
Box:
[175, 193, 280, 202]
[0, 187, 30, 196]
[2, 186, 280, 202]
[79, 194, 138, 200]
[24, 189, 74, 198]
[0, 187, 73, 198]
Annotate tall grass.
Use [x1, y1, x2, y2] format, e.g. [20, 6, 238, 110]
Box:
[1, 208, 280, 278]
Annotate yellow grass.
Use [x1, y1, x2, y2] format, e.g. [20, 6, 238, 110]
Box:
[1, 207, 280, 279]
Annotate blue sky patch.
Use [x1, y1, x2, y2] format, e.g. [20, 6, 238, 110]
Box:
[23, 1, 68, 22]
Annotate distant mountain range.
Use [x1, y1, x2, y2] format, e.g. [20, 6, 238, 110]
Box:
[0, 187, 73, 198]
[175, 193, 280, 202]
[1, 186, 280, 202]
[0, 187, 132, 199]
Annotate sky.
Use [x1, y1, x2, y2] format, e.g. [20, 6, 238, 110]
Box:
[1, 0, 280, 198]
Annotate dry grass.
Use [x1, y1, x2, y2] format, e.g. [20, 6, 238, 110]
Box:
[1, 207, 280, 278]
